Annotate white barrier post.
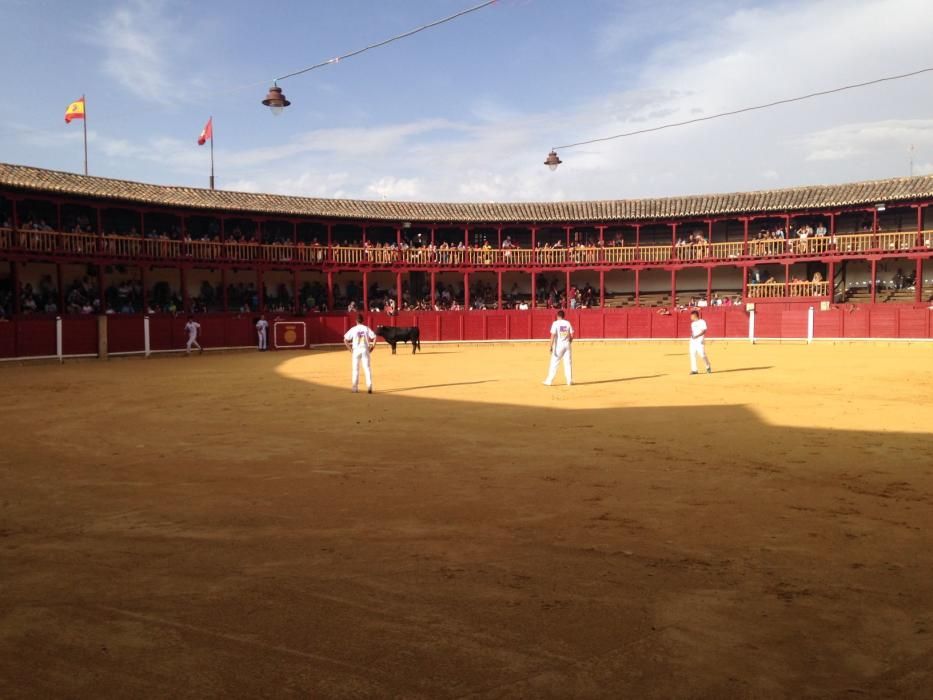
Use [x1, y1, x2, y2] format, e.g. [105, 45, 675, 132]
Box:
[56, 316, 63, 363]
[144, 315, 151, 357]
[807, 306, 814, 344]
[748, 309, 756, 345]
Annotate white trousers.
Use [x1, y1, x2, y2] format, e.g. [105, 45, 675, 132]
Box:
[351, 350, 372, 390]
[257, 329, 267, 350]
[689, 339, 710, 372]
[545, 345, 572, 385]
[186, 335, 201, 351]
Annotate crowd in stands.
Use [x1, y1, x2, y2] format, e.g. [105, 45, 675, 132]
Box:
[19, 275, 59, 314]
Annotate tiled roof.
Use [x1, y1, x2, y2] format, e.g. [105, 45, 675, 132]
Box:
[2, 162, 932, 224]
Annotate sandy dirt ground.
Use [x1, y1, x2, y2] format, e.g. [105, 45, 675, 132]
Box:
[1, 340, 932, 699]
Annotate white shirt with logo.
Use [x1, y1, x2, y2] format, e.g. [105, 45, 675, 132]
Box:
[690, 319, 708, 343]
[550, 319, 574, 350]
[344, 323, 376, 353]
[185, 321, 200, 338]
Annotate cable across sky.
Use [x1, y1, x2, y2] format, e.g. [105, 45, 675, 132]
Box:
[274, 0, 498, 83]
[551, 66, 933, 151]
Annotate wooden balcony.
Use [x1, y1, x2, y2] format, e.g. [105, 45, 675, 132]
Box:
[748, 281, 830, 298]
[1, 227, 930, 269]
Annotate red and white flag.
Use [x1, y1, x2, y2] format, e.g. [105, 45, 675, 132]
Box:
[197, 117, 213, 146]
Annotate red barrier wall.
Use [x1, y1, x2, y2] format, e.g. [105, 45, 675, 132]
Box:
[16, 318, 56, 357]
[1, 306, 931, 360]
[0, 321, 16, 357]
[62, 317, 98, 355]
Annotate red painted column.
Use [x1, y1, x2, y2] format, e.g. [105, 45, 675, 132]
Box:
[326, 271, 334, 311]
[531, 226, 537, 255]
[871, 259, 877, 303]
[11, 261, 20, 314]
[634, 224, 641, 250]
[634, 268, 640, 307]
[362, 271, 368, 311]
[464, 226, 470, 248]
[916, 258, 923, 304]
[56, 263, 64, 313]
[361, 225, 367, 246]
[97, 264, 105, 313]
[395, 226, 402, 247]
[565, 225, 572, 248]
[396, 271, 402, 310]
[326, 223, 333, 248]
[743, 217, 750, 256]
[827, 260, 835, 302]
[181, 266, 189, 313]
[670, 269, 676, 307]
[530, 272, 536, 309]
[565, 269, 571, 307]
[872, 208, 878, 235]
[95, 206, 103, 253]
[496, 226, 502, 248]
[706, 266, 712, 302]
[918, 205, 925, 248]
[599, 270, 605, 307]
[140, 266, 148, 313]
[497, 271, 503, 309]
[784, 263, 790, 298]
[464, 272, 470, 310]
[741, 265, 748, 300]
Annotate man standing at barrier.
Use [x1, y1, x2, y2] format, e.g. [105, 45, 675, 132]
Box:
[184, 316, 203, 355]
[343, 313, 376, 393]
[689, 310, 712, 375]
[543, 309, 573, 386]
[256, 315, 269, 351]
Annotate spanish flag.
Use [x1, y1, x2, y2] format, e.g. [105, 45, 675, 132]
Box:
[64, 97, 85, 124]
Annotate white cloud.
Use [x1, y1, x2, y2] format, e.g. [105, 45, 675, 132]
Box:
[367, 176, 423, 200]
[91, 0, 189, 103]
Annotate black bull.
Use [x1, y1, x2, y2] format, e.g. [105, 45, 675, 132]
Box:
[376, 326, 421, 354]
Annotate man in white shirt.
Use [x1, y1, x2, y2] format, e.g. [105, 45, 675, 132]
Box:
[343, 313, 377, 393]
[256, 315, 269, 351]
[184, 316, 203, 355]
[543, 309, 573, 386]
[689, 310, 712, 375]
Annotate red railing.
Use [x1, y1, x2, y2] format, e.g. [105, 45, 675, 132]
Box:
[1, 228, 930, 268]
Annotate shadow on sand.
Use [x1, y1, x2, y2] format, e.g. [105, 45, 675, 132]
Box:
[380, 380, 494, 393]
[571, 374, 665, 386]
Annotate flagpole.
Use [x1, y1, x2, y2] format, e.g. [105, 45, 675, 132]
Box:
[82, 94, 88, 175]
[209, 116, 215, 190]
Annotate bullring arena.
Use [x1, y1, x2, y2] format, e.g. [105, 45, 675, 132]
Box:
[1, 163, 933, 698]
[1, 339, 932, 698]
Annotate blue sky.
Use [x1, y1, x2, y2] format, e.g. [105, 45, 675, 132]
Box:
[1, 0, 932, 202]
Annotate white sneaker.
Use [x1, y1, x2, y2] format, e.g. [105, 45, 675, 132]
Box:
[542, 380, 552, 386]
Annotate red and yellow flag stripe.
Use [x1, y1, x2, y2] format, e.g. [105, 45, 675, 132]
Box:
[64, 98, 85, 123]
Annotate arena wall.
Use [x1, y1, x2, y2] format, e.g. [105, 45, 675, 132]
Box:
[2, 305, 930, 360]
